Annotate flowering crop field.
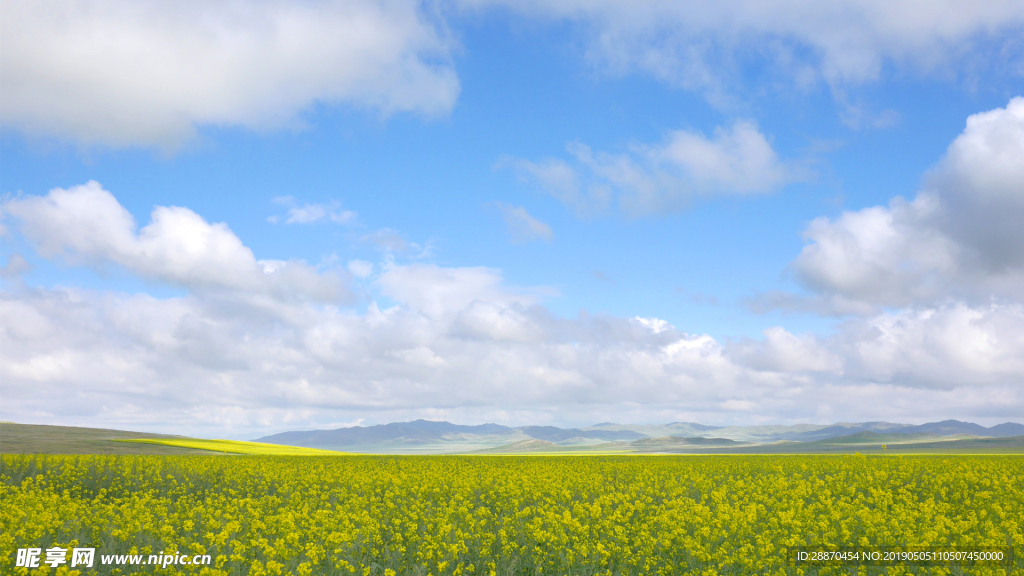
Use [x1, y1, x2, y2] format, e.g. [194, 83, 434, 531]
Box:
[2, 454, 1021, 576]
[114, 439, 345, 456]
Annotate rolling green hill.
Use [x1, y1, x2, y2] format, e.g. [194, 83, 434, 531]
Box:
[0, 422, 226, 455]
[474, 432, 1024, 454]
[4, 421, 1023, 456]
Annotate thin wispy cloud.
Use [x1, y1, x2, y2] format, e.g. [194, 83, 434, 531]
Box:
[268, 197, 357, 225]
[494, 202, 553, 244]
[507, 120, 806, 216]
[459, 0, 1024, 111]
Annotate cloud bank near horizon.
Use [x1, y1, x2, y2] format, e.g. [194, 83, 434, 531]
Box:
[3, 97, 1024, 437]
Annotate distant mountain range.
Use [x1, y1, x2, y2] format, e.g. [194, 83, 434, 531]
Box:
[255, 419, 1024, 454]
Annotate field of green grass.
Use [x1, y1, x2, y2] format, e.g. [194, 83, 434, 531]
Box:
[0, 422, 223, 456]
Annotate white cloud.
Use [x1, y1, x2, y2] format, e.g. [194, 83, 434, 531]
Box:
[500, 156, 610, 218]
[834, 303, 1024, 389]
[270, 197, 357, 225]
[0, 253, 33, 279]
[933, 97, 1024, 272]
[3, 280, 1020, 436]
[792, 194, 959, 308]
[650, 121, 793, 193]
[3, 180, 1023, 436]
[634, 316, 670, 334]
[361, 228, 410, 252]
[3, 0, 1019, 151]
[457, 0, 1024, 107]
[494, 202, 553, 243]
[785, 97, 1024, 311]
[347, 259, 375, 278]
[389, 345, 447, 368]
[0, 0, 459, 149]
[728, 301, 1024, 391]
[2, 181, 349, 302]
[376, 263, 542, 318]
[728, 327, 842, 373]
[509, 120, 800, 216]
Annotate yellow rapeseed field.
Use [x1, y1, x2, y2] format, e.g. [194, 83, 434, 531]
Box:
[1, 455, 1020, 575]
[113, 439, 347, 456]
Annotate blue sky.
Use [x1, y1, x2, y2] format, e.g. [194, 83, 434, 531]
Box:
[2, 0, 1023, 436]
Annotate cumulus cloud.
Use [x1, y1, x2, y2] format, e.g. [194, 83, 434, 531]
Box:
[508, 120, 800, 216]
[457, 0, 1024, 108]
[3, 181, 1023, 436]
[935, 98, 1024, 272]
[2, 181, 349, 302]
[376, 263, 545, 318]
[3, 280, 1020, 436]
[728, 301, 1024, 391]
[792, 194, 960, 308]
[0, 0, 459, 149]
[833, 303, 1024, 389]
[783, 97, 1024, 311]
[494, 202, 553, 243]
[0, 276, 756, 434]
[728, 327, 842, 373]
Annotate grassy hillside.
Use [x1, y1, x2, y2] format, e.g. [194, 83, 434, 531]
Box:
[690, 434, 1024, 454]
[632, 436, 743, 447]
[1, 422, 349, 456]
[6, 421, 1022, 456]
[476, 433, 1024, 454]
[0, 422, 223, 455]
